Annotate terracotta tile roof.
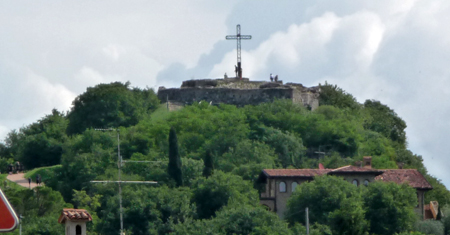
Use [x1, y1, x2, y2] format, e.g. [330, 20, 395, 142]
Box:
[58, 208, 93, 224]
[375, 169, 433, 190]
[328, 165, 383, 175]
[263, 169, 331, 178]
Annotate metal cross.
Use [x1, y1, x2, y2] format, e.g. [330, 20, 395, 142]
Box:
[226, 24, 252, 79]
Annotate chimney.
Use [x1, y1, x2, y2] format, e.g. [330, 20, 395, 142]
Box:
[363, 156, 372, 169]
[318, 163, 325, 169]
[354, 161, 362, 168]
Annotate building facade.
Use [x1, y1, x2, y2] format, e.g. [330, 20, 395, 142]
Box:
[257, 157, 433, 219]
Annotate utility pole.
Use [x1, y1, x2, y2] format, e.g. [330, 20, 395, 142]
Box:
[306, 207, 309, 235]
[92, 128, 158, 235]
[19, 215, 23, 235]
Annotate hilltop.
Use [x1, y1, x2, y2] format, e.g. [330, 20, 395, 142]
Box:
[0, 81, 449, 234]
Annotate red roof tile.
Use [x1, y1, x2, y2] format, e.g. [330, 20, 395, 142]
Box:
[58, 208, 93, 224]
[263, 169, 331, 177]
[375, 169, 432, 190]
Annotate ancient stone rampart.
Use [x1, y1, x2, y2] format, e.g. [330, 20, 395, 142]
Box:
[158, 78, 320, 110]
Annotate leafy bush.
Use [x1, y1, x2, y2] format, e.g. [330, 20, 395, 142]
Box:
[415, 219, 444, 235]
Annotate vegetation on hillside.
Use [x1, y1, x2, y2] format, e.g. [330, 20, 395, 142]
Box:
[0, 81, 449, 234]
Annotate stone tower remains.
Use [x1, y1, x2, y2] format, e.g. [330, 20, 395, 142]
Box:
[157, 77, 320, 110]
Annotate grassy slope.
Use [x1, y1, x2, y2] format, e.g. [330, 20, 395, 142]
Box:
[0, 174, 26, 191]
[24, 165, 62, 183]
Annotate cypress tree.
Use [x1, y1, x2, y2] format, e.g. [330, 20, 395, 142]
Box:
[202, 150, 214, 178]
[168, 127, 183, 186]
[437, 206, 442, 220]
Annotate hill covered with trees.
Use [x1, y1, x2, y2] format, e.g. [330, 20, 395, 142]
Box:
[1, 81, 449, 234]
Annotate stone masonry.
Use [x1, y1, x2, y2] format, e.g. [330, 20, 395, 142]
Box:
[157, 78, 320, 110]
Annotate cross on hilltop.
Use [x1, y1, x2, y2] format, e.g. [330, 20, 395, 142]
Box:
[226, 24, 252, 79]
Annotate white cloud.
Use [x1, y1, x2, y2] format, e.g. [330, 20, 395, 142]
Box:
[1, 0, 450, 189]
[74, 67, 106, 86]
[102, 44, 125, 62]
[0, 126, 8, 141]
[0, 1, 233, 141]
[208, 0, 450, 187]
[210, 10, 385, 81]
[23, 70, 77, 115]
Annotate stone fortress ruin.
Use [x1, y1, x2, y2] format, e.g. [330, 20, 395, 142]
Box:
[157, 24, 320, 111]
[157, 77, 320, 110]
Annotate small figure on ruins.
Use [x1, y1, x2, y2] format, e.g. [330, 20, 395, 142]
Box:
[270, 73, 274, 82]
[235, 65, 238, 78]
[274, 75, 278, 82]
[224, 73, 228, 79]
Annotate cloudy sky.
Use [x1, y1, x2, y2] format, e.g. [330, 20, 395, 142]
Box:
[1, 1, 449, 187]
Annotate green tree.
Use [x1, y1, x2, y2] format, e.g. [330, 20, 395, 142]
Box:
[218, 140, 276, 172]
[20, 134, 63, 169]
[20, 215, 65, 235]
[1, 129, 25, 161]
[181, 158, 203, 187]
[95, 185, 195, 235]
[363, 99, 407, 146]
[425, 175, 450, 207]
[319, 82, 360, 110]
[191, 171, 258, 219]
[21, 109, 68, 140]
[66, 82, 159, 135]
[415, 219, 444, 235]
[202, 150, 214, 178]
[168, 127, 183, 186]
[213, 204, 292, 235]
[363, 181, 417, 235]
[172, 218, 216, 235]
[1, 109, 68, 170]
[286, 175, 368, 235]
[442, 206, 450, 235]
[253, 126, 306, 168]
[46, 151, 98, 203]
[290, 223, 332, 235]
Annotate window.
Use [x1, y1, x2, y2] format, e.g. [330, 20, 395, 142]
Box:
[76, 225, 82, 235]
[352, 179, 359, 186]
[279, 182, 286, 192]
[363, 179, 369, 186]
[292, 182, 298, 192]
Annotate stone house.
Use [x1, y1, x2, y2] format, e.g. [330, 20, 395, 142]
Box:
[257, 157, 433, 219]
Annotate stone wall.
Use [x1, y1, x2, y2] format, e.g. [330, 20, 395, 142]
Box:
[158, 79, 320, 109]
[158, 87, 298, 107]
